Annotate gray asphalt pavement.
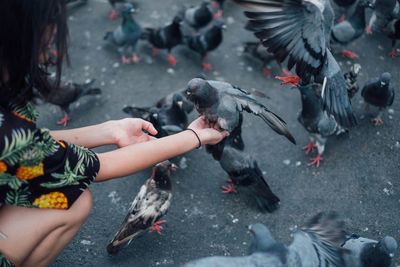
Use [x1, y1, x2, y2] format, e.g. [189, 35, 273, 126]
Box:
[36, 0, 400, 266]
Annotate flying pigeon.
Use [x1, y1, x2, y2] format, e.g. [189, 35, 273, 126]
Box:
[387, 18, 400, 58]
[344, 63, 362, 99]
[219, 144, 281, 212]
[297, 83, 346, 167]
[104, 3, 143, 64]
[35, 79, 101, 126]
[366, 0, 400, 34]
[123, 92, 192, 138]
[235, 0, 358, 128]
[184, 20, 226, 71]
[106, 161, 176, 255]
[331, 0, 373, 59]
[184, 211, 346, 267]
[342, 234, 398, 267]
[185, 78, 296, 144]
[108, 0, 138, 20]
[142, 15, 183, 66]
[361, 72, 395, 125]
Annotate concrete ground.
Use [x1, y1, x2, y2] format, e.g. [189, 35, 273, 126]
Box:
[36, 0, 399, 266]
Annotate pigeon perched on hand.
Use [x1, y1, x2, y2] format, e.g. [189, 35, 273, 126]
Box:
[142, 15, 183, 66]
[297, 83, 346, 167]
[185, 78, 296, 144]
[184, 20, 226, 71]
[361, 72, 395, 125]
[331, 0, 373, 60]
[342, 234, 398, 267]
[104, 3, 142, 64]
[344, 63, 362, 99]
[123, 92, 192, 138]
[106, 161, 176, 255]
[35, 79, 101, 126]
[219, 145, 280, 212]
[184, 212, 346, 267]
[387, 18, 400, 58]
[108, 0, 138, 20]
[236, 0, 358, 128]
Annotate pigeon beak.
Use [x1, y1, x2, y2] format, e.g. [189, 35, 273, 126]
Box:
[186, 91, 191, 96]
[177, 101, 183, 109]
[381, 81, 386, 86]
[170, 163, 178, 171]
[222, 24, 227, 30]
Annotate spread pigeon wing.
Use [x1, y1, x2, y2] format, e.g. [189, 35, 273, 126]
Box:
[237, 0, 327, 81]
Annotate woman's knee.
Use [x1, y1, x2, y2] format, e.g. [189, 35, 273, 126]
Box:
[66, 189, 93, 226]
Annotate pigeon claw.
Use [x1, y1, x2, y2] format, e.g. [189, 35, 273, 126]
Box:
[262, 67, 271, 77]
[109, 9, 118, 20]
[303, 142, 317, 155]
[152, 47, 159, 57]
[308, 154, 323, 167]
[149, 220, 167, 235]
[341, 49, 359, 60]
[214, 10, 223, 19]
[167, 54, 177, 66]
[275, 75, 300, 86]
[202, 62, 213, 71]
[337, 15, 345, 23]
[122, 56, 131, 65]
[132, 54, 140, 64]
[389, 48, 398, 59]
[365, 25, 372, 34]
[371, 117, 384, 126]
[211, 1, 220, 9]
[57, 112, 70, 127]
[222, 184, 238, 194]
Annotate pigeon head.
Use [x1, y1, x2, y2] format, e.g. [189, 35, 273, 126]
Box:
[362, 236, 398, 267]
[380, 72, 391, 86]
[172, 15, 183, 25]
[151, 161, 177, 189]
[378, 236, 398, 257]
[120, 3, 135, 16]
[172, 93, 184, 109]
[248, 223, 277, 253]
[185, 78, 218, 108]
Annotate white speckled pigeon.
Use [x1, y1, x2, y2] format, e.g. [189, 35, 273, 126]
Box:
[183, 211, 346, 267]
[235, 0, 358, 128]
[342, 233, 398, 267]
[185, 78, 296, 144]
[106, 161, 176, 255]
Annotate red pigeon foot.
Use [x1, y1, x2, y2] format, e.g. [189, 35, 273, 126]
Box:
[152, 47, 159, 57]
[389, 48, 398, 59]
[222, 184, 238, 194]
[337, 15, 345, 23]
[371, 117, 384, 126]
[281, 68, 292, 76]
[275, 75, 300, 86]
[341, 49, 359, 59]
[308, 154, 323, 167]
[167, 54, 177, 66]
[122, 56, 131, 64]
[303, 142, 317, 155]
[149, 220, 167, 235]
[365, 25, 372, 34]
[202, 62, 212, 71]
[109, 9, 118, 20]
[57, 112, 70, 127]
[214, 10, 223, 19]
[262, 67, 271, 77]
[132, 54, 140, 64]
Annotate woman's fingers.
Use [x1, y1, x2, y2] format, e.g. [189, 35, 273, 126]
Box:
[141, 120, 158, 136]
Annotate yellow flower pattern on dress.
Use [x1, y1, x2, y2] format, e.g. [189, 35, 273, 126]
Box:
[33, 191, 68, 209]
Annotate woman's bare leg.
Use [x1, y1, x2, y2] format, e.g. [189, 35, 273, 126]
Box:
[0, 189, 92, 267]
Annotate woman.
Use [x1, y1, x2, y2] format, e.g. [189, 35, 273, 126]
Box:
[0, 1, 228, 266]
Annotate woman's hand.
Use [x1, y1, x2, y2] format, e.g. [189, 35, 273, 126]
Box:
[108, 118, 158, 147]
[187, 116, 229, 146]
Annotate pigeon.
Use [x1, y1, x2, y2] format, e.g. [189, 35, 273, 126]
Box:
[366, 0, 399, 34]
[185, 78, 296, 144]
[142, 15, 183, 66]
[106, 161, 176, 255]
[123, 92, 192, 138]
[155, 90, 195, 114]
[342, 234, 398, 267]
[331, 0, 373, 59]
[108, 0, 138, 20]
[387, 18, 400, 58]
[35, 79, 101, 126]
[344, 63, 362, 99]
[218, 145, 281, 212]
[361, 72, 395, 125]
[104, 3, 143, 64]
[184, 20, 226, 71]
[183, 211, 346, 267]
[179, 1, 216, 32]
[243, 41, 279, 77]
[236, 0, 358, 128]
[331, 0, 360, 23]
[297, 83, 346, 167]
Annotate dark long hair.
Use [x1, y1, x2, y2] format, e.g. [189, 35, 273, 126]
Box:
[0, 0, 68, 108]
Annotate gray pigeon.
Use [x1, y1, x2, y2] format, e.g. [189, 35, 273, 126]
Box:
[108, 0, 138, 20]
[243, 41, 280, 77]
[366, 0, 400, 34]
[106, 161, 176, 255]
[331, 0, 360, 23]
[342, 234, 398, 267]
[185, 78, 296, 144]
[183, 212, 346, 267]
[297, 83, 346, 167]
[179, 1, 215, 32]
[219, 145, 281, 212]
[35, 79, 101, 126]
[361, 72, 395, 125]
[104, 3, 143, 64]
[236, 0, 358, 128]
[387, 18, 400, 58]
